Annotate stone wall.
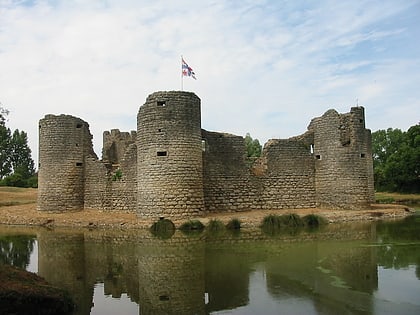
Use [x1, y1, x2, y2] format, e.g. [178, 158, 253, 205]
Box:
[102, 129, 136, 164]
[202, 130, 316, 211]
[257, 134, 316, 209]
[202, 130, 261, 212]
[84, 142, 137, 211]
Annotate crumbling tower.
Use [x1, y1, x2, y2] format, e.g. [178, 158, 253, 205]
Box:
[37, 114, 95, 211]
[137, 91, 205, 219]
[310, 107, 375, 209]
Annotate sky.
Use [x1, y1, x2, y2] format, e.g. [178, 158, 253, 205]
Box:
[1, 0, 419, 166]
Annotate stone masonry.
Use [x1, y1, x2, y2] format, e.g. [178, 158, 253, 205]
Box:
[37, 91, 375, 219]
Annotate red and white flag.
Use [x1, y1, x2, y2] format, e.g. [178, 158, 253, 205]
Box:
[182, 58, 197, 80]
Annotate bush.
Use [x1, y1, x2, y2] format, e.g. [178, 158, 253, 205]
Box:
[260, 214, 283, 236]
[261, 213, 326, 236]
[112, 169, 123, 181]
[280, 213, 304, 228]
[26, 175, 38, 188]
[0, 173, 38, 188]
[207, 219, 225, 232]
[226, 218, 241, 230]
[179, 220, 205, 232]
[2, 173, 25, 187]
[302, 214, 327, 227]
[150, 219, 175, 239]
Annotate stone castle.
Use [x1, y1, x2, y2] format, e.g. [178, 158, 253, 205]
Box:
[37, 91, 375, 219]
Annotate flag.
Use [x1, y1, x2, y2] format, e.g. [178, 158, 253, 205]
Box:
[182, 58, 197, 80]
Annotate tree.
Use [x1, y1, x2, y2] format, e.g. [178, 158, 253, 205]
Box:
[245, 133, 262, 158]
[0, 105, 36, 187]
[0, 235, 35, 269]
[372, 124, 420, 193]
[0, 106, 12, 179]
[10, 129, 35, 180]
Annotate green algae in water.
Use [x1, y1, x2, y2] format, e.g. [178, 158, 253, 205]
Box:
[316, 266, 332, 274]
[330, 275, 351, 289]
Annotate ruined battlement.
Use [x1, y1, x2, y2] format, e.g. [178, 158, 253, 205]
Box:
[37, 91, 374, 218]
[102, 129, 137, 165]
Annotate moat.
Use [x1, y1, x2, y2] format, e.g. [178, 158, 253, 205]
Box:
[1, 217, 419, 315]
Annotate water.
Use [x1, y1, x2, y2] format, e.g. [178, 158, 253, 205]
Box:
[0, 216, 419, 315]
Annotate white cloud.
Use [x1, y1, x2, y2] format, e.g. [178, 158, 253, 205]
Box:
[1, 0, 419, 165]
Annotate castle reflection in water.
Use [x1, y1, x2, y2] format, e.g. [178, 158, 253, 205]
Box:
[32, 223, 382, 315]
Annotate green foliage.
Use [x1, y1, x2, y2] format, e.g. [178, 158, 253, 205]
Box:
[207, 219, 225, 231]
[26, 174, 38, 188]
[245, 133, 262, 158]
[260, 214, 284, 236]
[302, 214, 328, 227]
[372, 124, 420, 193]
[0, 107, 12, 179]
[150, 219, 175, 239]
[376, 216, 420, 271]
[1, 173, 25, 187]
[10, 130, 35, 180]
[0, 106, 35, 187]
[206, 219, 226, 237]
[281, 213, 305, 228]
[226, 218, 241, 230]
[179, 220, 205, 233]
[112, 169, 123, 181]
[261, 213, 327, 236]
[0, 235, 35, 269]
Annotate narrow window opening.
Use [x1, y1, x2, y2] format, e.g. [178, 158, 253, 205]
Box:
[202, 139, 206, 152]
[157, 151, 167, 157]
[76, 162, 83, 166]
[310, 144, 314, 154]
[76, 143, 79, 147]
[76, 123, 83, 128]
[359, 119, 363, 123]
[157, 100, 166, 107]
[38, 163, 41, 168]
[360, 153, 366, 158]
[315, 155, 321, 160]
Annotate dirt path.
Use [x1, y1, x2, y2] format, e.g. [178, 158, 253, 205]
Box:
[0, 187, 414, 229]
[0, 202, 413, 230]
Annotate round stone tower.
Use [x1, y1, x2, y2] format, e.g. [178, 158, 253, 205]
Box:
[137, 91, 205, 219]
[311, 107, 374, 209]
[38, 114, 94, 211]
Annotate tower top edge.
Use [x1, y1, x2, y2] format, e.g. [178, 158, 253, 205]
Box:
[146, 90, 200, 100]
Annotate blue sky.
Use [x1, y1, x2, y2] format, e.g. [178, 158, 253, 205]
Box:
[1, 0, 419, 164]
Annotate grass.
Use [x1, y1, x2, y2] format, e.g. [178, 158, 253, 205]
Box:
[0, 187, 37, 207]
[207, 219, 225, 231]
[226, 218, 241, 230]
[261, 213, 327, 236]
[302, 214, 328, 227]
[179, 220, 205, 233]
[375, 192, 420, 210]
[375, 192, 420, 203]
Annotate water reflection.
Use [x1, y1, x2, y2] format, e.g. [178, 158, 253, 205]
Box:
[0, 233, 35, 269]
[138, 234, 205, 315]
[0, 217, 419, 315]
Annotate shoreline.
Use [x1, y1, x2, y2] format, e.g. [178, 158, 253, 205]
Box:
[0, 203, 414, 230]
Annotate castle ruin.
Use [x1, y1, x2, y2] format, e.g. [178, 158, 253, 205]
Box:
[37, 91, 375, 219]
